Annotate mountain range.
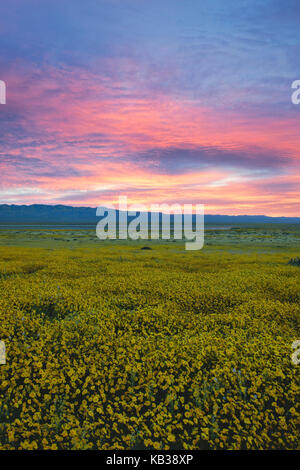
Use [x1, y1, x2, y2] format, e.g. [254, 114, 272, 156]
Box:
[0, 204, 299, 225]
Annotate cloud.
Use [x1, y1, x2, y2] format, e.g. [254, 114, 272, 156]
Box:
[132, 145, 290, 175]
[0, 1, 299, 214]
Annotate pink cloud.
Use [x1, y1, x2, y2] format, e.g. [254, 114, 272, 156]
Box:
[0, 61, 299, 215]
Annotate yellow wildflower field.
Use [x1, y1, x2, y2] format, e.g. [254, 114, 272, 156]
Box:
[0, 227, 299, 450]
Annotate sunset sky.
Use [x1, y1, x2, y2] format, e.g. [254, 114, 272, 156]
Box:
[0, 0, 299, 215]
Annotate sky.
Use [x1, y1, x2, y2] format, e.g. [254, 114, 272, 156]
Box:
[0, 0, 299, 215]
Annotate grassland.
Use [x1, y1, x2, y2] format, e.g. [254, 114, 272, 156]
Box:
[0, 225, 299, 449]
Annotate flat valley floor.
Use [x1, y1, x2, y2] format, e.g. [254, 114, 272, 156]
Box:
[0, 224, 299, 449]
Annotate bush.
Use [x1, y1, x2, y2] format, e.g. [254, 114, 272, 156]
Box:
[288, 257, 300, 266]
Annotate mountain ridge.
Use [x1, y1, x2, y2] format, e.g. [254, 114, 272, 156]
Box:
[0, 204, 299, 224]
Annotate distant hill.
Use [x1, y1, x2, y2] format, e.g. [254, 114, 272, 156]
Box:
[0, 204, 97, 224]
[0, 204, 299, 225]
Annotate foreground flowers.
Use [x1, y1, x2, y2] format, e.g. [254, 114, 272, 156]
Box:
[0, 241, 299, 449]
